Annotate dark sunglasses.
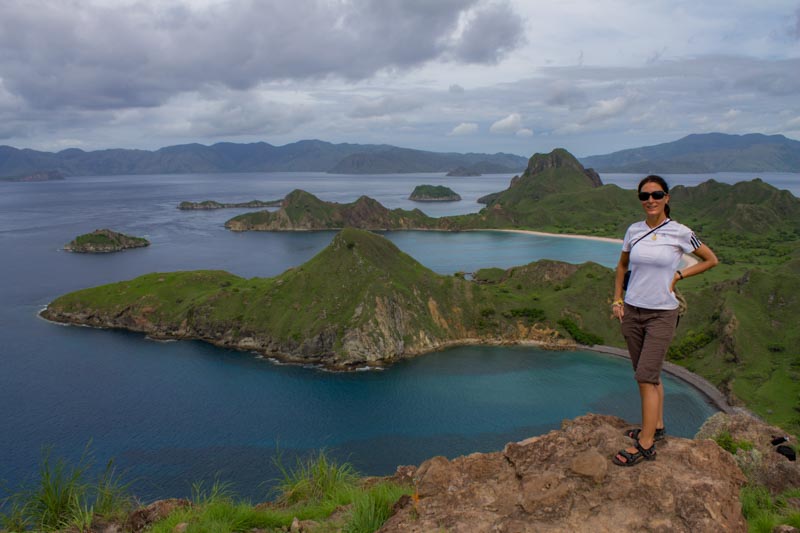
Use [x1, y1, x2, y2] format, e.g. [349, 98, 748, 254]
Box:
[638, 191, 667, 201]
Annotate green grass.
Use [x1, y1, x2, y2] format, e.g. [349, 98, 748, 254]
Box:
[147, 451, 411, 533]
[740, 486, 800, 532]
[712, 431, 754, 454]
[0, 446, 133, 532]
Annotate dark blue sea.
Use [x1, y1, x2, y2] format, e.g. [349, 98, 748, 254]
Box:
[3, 170, 789, 502]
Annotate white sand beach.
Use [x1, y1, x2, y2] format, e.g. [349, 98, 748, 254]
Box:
[490, 228, 699, 266]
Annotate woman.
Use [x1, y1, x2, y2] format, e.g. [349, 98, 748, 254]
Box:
[611, 175, 718, 466]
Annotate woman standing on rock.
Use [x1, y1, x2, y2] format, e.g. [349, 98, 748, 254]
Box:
[611, 175, 718, 466]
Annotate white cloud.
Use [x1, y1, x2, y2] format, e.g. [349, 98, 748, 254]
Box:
[490, 113, 522, 134]
[516, 128, 533, 137]
[583, 96, 629, 123]
[449, 122, 479, 135]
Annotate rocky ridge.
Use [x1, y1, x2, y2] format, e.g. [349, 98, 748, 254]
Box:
[225, 189, 442, 231]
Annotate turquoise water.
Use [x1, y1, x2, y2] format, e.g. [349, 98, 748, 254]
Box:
[0, 172, 718, 501]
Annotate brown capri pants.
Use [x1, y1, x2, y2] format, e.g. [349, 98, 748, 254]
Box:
[621, 303, 679, 384]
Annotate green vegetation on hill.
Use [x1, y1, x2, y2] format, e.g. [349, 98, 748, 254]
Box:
[408, 184, 461, 201]
[225, 189, 440, 231]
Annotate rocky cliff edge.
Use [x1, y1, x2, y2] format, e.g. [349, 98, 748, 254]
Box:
[381, 414, 747, 532]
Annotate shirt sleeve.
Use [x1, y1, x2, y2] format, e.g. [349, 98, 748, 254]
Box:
[679, 225, 702, 253]
[622, 225, 634, 252]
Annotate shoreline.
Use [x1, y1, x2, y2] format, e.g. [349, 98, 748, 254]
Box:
[40, 305, 733, 417]
[492, 228, 622, 244]
[584, 344, 736, 415]
[491, 228, 700, 267]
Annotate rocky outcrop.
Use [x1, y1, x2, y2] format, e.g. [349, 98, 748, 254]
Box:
[697, 411, 800, 495]
[381, 414, 747, 532]
[523, 149, 602, 188]
[64, 229, 150, 253]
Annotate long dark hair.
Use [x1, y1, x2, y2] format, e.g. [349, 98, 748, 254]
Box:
[638, 174, 671, 218]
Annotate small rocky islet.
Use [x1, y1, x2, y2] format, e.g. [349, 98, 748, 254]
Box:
[63, 228, 149, 253]
[408, 184, 462, 201]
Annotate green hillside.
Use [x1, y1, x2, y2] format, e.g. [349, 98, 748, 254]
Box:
[44, 229, 622, 367]
[225, 189, 440, 231]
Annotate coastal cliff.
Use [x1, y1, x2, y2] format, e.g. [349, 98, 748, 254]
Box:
[64, 229, 150, 253]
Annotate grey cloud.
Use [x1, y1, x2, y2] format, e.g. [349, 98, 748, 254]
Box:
[349, 95, 425, 118]
[449, 84, 465, 93]
[450, 1, 525, 63]
[545, 82, 587, 108]
[0, 0, 525, 112]
[183, 99, 315, 138]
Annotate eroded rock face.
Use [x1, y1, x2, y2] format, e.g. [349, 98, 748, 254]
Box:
[697, 411, 800, 494]
[380, 414, 747, 533]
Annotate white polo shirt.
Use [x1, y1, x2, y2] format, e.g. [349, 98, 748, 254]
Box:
[622, 219, 701, 310]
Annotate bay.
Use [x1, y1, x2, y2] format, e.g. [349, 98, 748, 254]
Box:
[0, 172, 719, 502]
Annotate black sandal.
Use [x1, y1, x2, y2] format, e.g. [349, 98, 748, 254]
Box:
[624, 427, 666, 441]
[612, 441, 656, 466]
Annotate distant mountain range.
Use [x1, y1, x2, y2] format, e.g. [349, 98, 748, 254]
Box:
[3, 132, 797, 179]
[581, 132, 800, 173]
[0, 140, 528, 178]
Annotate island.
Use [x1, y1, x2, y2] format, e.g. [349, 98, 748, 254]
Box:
[446, 166, 480, 176]
[0, 170, 65, 182]
[64, 229, 150, 253]
[43, 227, 609, 369]
[408, 184, 462, 201]
[178, 199, 282, 210]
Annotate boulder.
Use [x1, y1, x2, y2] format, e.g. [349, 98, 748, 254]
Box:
[380, 414, 747, 532]
[696, 411, 800, 494]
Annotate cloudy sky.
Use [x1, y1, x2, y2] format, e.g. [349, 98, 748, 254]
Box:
[1, 0, 799, 157]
